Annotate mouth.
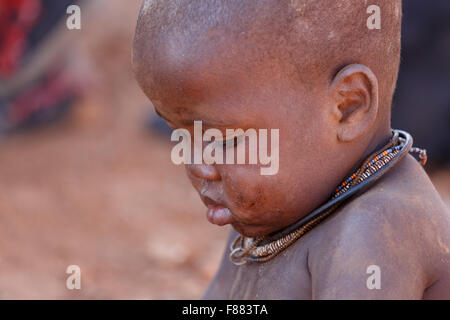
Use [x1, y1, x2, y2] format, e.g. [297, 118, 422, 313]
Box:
[201, 196, 234, 226]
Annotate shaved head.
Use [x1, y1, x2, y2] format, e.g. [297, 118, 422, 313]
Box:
[134, 0, 402, 118]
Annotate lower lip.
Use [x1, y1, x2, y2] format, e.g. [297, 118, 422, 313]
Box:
[206, 205, 233, 226]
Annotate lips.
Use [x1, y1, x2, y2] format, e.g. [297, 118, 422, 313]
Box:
[206, 205, 233, 226]
[201, 195, 234, 226]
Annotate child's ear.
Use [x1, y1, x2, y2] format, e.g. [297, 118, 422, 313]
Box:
[330, 64, 379, 142]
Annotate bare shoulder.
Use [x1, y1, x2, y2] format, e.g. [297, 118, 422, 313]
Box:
[306, 155, 450, 299]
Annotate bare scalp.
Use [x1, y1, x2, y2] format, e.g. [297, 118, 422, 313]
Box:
[133, 0, 402, 116]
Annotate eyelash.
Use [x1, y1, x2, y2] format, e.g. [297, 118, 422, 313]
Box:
[214, 136, 240, 149]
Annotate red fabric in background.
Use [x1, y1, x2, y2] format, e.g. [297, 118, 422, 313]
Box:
[0, 0, 42, 76]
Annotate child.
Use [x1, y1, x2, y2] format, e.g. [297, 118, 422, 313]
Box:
[133, 0, 450, 299]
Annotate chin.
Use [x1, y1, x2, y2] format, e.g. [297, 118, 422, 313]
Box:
[232, 222, 276, 238]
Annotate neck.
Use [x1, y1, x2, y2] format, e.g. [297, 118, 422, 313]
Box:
[363, 124, 392, 161]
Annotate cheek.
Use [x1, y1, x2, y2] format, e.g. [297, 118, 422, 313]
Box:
[221, 166, 287, 217]
[222, 167, 264, 208]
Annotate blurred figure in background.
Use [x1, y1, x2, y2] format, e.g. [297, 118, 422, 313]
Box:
[0, 0, 82, 134]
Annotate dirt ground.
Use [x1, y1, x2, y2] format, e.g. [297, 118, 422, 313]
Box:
[0, 110, 231, 299]
[0, 0, 448, 299]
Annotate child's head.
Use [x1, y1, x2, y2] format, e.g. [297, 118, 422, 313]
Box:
[133, 0, 402, 236]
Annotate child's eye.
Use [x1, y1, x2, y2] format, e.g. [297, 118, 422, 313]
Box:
[222, 136, 240, 149]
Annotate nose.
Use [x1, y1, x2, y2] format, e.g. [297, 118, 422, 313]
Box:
[186, 164, 221, 181]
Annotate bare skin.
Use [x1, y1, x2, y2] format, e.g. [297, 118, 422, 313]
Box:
[204, 155, 450, 299]
[133, 0, 450, 299]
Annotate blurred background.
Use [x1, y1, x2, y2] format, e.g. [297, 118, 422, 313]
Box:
[0, 0, 448, 299]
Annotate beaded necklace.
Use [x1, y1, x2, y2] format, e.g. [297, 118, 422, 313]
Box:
[229, 129, 427, 266]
